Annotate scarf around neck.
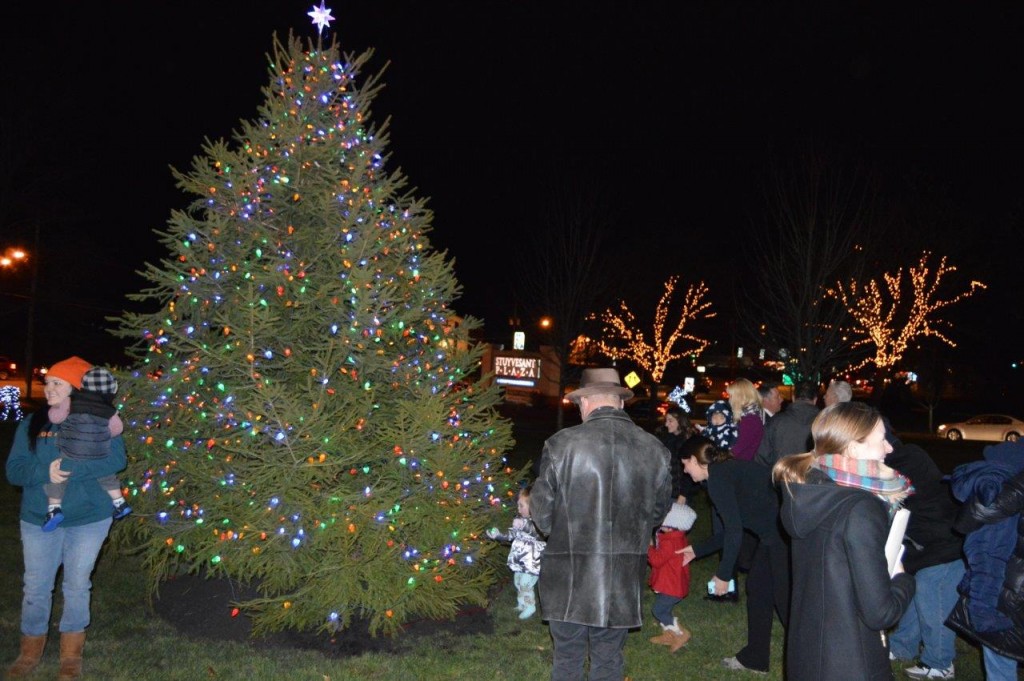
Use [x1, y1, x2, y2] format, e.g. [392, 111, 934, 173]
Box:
[814, 454, 914, 518]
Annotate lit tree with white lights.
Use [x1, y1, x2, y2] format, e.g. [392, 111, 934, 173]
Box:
[592, 276, 715, 383]
[828, 251, 986, 375]
[111, 26, 517, 637]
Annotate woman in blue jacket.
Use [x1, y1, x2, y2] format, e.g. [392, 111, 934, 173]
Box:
[5, 356, 127, 680]
[946, 443, 1024, 680]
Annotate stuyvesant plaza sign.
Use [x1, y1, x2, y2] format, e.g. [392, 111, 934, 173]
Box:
[494, 354, 541, 388]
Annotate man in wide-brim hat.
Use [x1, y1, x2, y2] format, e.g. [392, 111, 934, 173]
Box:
[563, 367, 635, 404]
[531, 368, 672, 680]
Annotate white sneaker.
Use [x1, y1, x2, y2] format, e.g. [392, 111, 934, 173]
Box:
[721, 657, 767, 675]
[905, 663, 954, 679]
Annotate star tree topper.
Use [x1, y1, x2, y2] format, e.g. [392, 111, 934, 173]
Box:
[308, 1, 335, 36]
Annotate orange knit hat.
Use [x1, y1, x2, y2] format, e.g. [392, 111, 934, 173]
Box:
[46, 356, 93, 389]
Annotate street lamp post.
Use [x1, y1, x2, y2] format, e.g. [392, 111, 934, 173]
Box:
[0, 248, 27, 268]
[24, 227, 39, 400]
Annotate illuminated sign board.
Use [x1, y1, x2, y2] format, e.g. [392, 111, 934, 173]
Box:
[494, 354, 541, 388]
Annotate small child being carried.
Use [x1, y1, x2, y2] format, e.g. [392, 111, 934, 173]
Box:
[43, 366, 131, 531]
[647, 501, 697, 653]
[702, 399, 737, 451]
[486, 485, 546, 619]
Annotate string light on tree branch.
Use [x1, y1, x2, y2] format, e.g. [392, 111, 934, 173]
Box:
[828, 251, 986, 370]
[591, 276, 715, 383]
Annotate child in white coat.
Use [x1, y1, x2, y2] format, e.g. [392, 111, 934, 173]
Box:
[487, 486, 546, 619]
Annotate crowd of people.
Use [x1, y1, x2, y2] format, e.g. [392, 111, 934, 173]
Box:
[522, 371, 1023, 681]
[5, 361, 1022, 681]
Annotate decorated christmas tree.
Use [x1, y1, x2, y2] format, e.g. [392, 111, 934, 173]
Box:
[112, 19, 518, 637]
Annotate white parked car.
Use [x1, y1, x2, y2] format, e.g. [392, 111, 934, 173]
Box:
[936, 414, 1024, 442]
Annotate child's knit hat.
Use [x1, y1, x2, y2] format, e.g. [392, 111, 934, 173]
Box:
[81, 367, 118, 395]
[662, 502, 697, 531]
[705, 399, 733, 423]
[46, 356, 93, 390]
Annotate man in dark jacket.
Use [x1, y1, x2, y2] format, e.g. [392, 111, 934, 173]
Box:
[946, 442, 1024, 679]
[755, 380, 819, 467]
[885, 443, 965, 679]
[531, 368, 672, 681]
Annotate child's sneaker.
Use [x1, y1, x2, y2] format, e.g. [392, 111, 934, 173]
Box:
[112, 503, 133, 520]
[43, 507, 65, 532]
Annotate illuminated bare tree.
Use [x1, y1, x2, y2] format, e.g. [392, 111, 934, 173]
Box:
[511, 175, 617, 430]
[741, 144, 880, 382]
[829, 252, 986, 374]
[593, 277, 715, 383]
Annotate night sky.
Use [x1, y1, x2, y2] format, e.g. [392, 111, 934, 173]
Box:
[2, 2, 1023, 383]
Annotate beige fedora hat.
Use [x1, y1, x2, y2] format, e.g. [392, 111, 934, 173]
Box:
[566, 367, 634, 404]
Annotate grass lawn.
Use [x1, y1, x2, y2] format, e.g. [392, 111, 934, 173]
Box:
[0, 413, 995, 680]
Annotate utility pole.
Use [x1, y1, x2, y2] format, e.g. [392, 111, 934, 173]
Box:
[23, 220, 40, 400]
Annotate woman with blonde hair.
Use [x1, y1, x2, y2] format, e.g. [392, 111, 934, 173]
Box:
[773, 401, 915, 680]
[726, 378, 764, 461]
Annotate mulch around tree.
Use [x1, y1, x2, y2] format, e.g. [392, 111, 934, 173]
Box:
[152, 572, 499, 658]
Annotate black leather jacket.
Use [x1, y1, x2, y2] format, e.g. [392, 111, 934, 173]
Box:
[531, 407, 672, 627]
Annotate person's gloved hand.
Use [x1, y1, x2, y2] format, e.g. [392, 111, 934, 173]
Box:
[486, 527, 500, 539]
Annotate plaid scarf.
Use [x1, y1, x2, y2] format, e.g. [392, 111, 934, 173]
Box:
[814, 454, 914, 518]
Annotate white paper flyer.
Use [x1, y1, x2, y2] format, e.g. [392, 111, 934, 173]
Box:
[885, 508, 910, 576]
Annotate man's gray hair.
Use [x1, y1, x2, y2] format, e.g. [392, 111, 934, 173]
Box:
[827, 380, 853, 403]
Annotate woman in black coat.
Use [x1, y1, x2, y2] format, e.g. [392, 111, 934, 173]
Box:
[680, 440, 789, 675]
[773, 401, 915, 681]
[655, 406, 701, 504]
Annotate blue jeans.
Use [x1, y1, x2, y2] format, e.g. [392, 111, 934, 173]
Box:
[889, 559, 965, 669]
[19, 518, 112, 636]
[548, 620, 628, 681]
[652, 592, 681, 627]
[982, 646, 1019, 681]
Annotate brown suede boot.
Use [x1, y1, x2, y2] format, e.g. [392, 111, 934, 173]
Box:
[649, 628, 676, 645]
[57, 631, 86, 681]
[667, 626, 692, 653]
[6, 635, 46, 678]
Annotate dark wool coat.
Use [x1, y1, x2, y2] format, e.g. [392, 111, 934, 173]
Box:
[780, 469, 915, 681]
[691, 458, 783, 581]
[657, 430, 701, 502]
[532, 407, 672, 628]
[755, 400, 819, 467]
[946, 442, 1024, 662]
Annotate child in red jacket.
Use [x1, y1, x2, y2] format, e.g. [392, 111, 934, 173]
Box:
[647, 502, 696, 653]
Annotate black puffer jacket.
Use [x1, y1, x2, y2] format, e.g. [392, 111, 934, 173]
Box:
[946, 443, 1024, 662]
[780, 469, 915, 680]
[532, 407, 672, 627]
[884, 443, 963, 574]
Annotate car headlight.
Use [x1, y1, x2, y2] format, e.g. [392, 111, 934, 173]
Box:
[937, 425, 946, 431]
